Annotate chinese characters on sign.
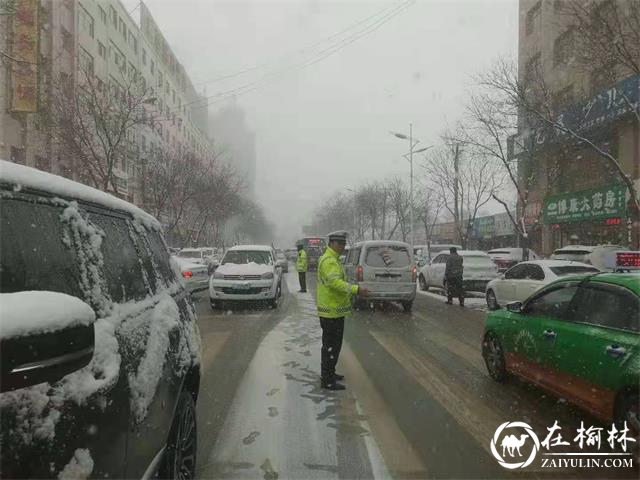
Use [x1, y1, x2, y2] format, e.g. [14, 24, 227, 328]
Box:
[542, 420, 636, 453]
[10, 0, 39, 113]
[543, 184, 627, 224]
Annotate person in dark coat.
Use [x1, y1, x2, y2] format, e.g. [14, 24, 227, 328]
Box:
[444, 247, 464, 306]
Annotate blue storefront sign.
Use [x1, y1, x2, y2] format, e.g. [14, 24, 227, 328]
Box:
[509, 74, 640, 158]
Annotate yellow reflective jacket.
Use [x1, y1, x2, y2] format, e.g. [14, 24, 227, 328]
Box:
[316, 246, 358, 318]
[296, 249, 308, 272]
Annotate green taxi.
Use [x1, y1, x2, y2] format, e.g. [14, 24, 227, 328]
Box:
[482, 272, 639, 430]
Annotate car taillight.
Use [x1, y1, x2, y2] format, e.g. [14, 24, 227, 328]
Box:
[182, 271, 193, 279]
[356, 265, 363, 282]
[411, 266, 417, 282]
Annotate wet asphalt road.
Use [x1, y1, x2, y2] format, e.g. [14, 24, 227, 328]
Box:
[191, 269, 638, 480]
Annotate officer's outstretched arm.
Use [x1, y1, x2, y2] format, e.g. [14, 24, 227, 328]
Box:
[323, 261, 358, 296]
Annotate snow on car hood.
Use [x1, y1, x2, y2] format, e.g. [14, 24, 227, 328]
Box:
[0, 291, 96, 339]
[216, 262, 273, 275]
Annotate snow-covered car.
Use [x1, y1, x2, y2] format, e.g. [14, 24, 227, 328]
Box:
[487, 247, 540, 272]
[550, 244, 626, 271]
[485, 260, 601, 310]
[275, 250, 289, 273]
[209, 245, 282, 309]
[0, 160, 201, 479]
[418, 250, 499, 293]
[172, 256, 210, 293]
[177, 247, 219, 274]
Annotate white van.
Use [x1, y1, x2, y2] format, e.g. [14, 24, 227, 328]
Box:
[343, 240, 416, 312]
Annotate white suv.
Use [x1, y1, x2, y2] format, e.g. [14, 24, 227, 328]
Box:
[209, 245, 282, 309]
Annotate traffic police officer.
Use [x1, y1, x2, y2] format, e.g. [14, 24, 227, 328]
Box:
[296, 242, 308, 293]
[316, 231, 369, 390]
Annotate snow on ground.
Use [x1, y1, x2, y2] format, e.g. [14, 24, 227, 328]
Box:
[57, 448, 94, 480]
[417, 286, 488, 312]
[0, 291, 95, 339]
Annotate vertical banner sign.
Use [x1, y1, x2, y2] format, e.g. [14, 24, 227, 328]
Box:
[10, 0, 39, 112]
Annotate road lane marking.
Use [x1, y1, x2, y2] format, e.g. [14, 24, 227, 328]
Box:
[370, 331, 504, 457]
[341, 343, 428, 478]
[410, 310, 486, 372]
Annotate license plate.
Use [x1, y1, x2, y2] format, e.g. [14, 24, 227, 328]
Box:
[234, 284, 251, 290]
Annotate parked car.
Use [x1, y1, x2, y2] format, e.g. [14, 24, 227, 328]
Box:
[177, 247, 219, 274]
[0, 160, 201, 479]
[275, 249, 289, 273]
[550, 244, 626, 271]
[285, 248, 298, 261]
[209, 245, 282, 309]
[172, 256, 210, 293]
[419, 250, 498, 293]
[482, 272, 639, 430]
[426, 243, 463, 261]
[485, 260, 600, 310]
[343, 240, 416, 312]
[487, 247, 540, 272]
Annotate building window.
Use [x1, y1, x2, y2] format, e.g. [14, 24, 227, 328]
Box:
[553, 28, 574, 67]
[165, 81, 169, 94]
[79, 5, 94, 38]
[98, 41, 106, 58]
[142, 48, 147, 65]
[109, 6, 117, 28]
[119, 18, 126, 39]
[526, 1, 541, 36]
[129, 31, 138, 54]
[99, 6, 106, 24]
[79, 48, 94, 75]
[150, 59, 155, 74]
[158, 71, 163, 88]
[128, 62, 136, 80]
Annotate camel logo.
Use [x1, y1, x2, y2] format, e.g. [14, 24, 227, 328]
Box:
[490, 421, 540, 469]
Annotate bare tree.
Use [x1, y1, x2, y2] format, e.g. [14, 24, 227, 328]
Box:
[425, 141, 503, 248]
[48, 67, 154, 195]
[415, 180, 444, 244]
[478, 55, 639, 247]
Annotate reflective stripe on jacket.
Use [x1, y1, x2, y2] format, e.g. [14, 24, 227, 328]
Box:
[296, 249, 308, 272]
[316, 246, 358, 318]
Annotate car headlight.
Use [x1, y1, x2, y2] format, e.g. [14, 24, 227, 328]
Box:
[261, 272, 274, 279]
[212, 271, 224, 279]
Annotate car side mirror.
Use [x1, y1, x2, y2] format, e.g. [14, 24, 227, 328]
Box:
[506, 301, 523, 313]
[1, 292, 96, 393]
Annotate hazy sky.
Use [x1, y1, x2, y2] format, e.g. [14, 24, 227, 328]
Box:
[131, 0, 519, 245]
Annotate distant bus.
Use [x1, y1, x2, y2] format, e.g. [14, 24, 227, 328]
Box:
[298, 236, 327, 270]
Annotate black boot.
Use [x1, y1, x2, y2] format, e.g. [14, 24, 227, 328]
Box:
[333, 373, 344, 381]
[321, 379, 345, 390]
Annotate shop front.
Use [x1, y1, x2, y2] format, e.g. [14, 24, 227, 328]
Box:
[543, 184, 629, 251]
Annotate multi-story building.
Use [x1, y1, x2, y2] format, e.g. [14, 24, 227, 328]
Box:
[1, 0, 212, 204]
[513, 0, 639, 254]
[209, 103, 256, 197]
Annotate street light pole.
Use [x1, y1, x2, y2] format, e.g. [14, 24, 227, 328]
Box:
[409, 123, 414, 247]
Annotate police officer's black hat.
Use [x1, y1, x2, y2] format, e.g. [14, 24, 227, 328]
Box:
[327, 230, 348, 243]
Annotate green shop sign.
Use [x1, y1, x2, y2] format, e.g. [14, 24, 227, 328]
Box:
[543, 184, 627, 224]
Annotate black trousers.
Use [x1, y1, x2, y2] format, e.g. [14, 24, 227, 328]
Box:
[298, 272, 307, 292]
[319, 317, 345, 381]
[446, 277, 464, 304]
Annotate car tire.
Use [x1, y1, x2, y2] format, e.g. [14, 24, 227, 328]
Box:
[486, 290, 499, 311]
[160, 390, 197, 479]
[401, 301, 413, 313]
[482, 332, 508, 382]
[419, 274, 428, 291]
[615, 389, 639, 440]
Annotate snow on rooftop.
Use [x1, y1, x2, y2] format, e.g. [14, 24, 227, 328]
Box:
[0, 160, 160, 230]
